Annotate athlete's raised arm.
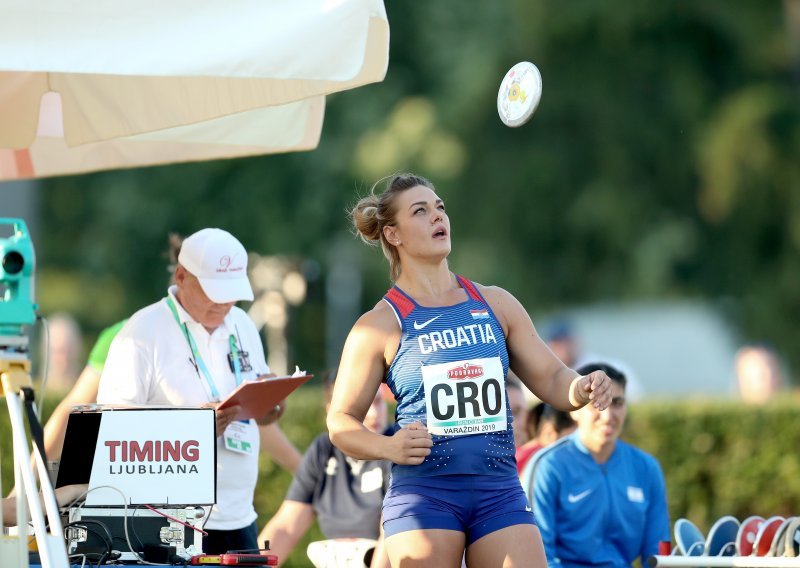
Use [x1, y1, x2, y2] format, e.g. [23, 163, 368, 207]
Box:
[482, 285, 612, 412]
[327, 304, 432, 465]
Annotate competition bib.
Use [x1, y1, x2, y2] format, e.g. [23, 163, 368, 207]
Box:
[422, 357, 507, 436]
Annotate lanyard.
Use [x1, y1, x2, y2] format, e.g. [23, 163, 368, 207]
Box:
[166, 296, 242, 401]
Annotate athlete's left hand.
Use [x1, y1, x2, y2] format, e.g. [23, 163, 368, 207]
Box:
[573, 371, 612, 411]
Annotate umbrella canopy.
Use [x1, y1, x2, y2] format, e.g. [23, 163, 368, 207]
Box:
[0, 0, 389, 180]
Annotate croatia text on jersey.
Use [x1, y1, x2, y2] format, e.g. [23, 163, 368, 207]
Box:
[417, 322, 498, 354]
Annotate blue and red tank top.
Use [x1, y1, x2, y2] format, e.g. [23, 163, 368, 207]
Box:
[383, 275, 517, 479]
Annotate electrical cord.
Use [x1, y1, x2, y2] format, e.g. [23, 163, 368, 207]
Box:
[63, 520, 113, 553]
[64, 519, 113, 554]
[63, 521, 113, 566]
[133, 506, 193, 566]
[128, 505, 147, 554]
[67, 553, 88, 568]
[71, 552, 104, 568]
[66, 485, 205, 565]
[144, 503, 207, 536]
[70, 484, 165, 566]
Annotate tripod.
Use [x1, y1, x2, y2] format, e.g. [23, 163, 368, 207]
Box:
[1, 335, 69, 568]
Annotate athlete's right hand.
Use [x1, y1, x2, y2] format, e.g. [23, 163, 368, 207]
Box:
[386, 421, 432, 465]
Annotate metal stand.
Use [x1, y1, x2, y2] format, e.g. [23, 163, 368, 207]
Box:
[1, 338, 69, 568]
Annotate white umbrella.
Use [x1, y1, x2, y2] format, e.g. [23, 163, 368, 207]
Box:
[0, 0, 389, 180]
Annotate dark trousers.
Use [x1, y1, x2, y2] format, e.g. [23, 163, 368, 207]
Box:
[203, 520, 259, 555]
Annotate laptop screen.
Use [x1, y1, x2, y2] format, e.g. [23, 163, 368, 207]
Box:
[55, 409, 101, 488]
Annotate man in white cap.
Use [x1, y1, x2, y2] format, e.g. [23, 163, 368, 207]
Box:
[98, 228, 277, 554]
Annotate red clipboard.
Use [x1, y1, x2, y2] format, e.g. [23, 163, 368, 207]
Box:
[218, 374, 313, 421]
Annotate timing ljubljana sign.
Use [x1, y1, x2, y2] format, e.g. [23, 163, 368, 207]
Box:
[86, 408, 216, 506]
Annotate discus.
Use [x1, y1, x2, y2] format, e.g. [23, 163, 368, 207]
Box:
[497, 61, 542, 127]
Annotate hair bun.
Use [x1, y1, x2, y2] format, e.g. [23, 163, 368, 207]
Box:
[352, 197, 382, 242]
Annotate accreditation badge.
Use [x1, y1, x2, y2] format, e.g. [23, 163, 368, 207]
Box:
[421, 357, 507, 436]
[223, 420, 257, 455]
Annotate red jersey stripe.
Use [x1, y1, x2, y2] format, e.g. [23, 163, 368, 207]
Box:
[457, 275, 483, 304]
[385, 288, 415, 319]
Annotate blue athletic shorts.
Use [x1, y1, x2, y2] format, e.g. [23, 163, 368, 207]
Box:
[382, 474, 535, 545]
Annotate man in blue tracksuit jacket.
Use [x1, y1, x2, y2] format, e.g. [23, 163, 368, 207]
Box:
[532, 362, 669, 567]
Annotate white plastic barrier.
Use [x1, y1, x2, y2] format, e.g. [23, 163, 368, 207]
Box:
[650, 555, 800, 567]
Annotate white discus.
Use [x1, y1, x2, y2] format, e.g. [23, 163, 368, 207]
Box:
[497, 61, 543, 127]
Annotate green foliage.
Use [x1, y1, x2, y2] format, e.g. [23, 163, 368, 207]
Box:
[625, 399, 800, 532]
[31, 1, 800, 376]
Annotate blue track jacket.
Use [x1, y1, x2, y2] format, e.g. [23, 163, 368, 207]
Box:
[532, 434, 670, 567]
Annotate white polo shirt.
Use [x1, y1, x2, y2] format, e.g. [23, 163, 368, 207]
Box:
[98, 286, 269, 530]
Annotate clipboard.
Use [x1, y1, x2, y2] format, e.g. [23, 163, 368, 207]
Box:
[218, 373, 313, 421]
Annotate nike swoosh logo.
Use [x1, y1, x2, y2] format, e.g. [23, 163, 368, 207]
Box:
[525, 505, 533, 512]
[413, 315, 442, 330]
[567, 490, 592, 503]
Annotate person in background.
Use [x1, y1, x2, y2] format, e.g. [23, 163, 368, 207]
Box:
[532, 362, 669, 567]
[516, 402, 575, 476]
[542, 318, 647, 404]
[41, 312, 83, 392]
[42, 319, 127, 461]
[258, 371, 391, 567]
[97, 228, 285, 554]
[42, 234, 301, 471]
[542, 318, 579, 369]
[507, 374, 530, 448]
[327, 173, 612, 567]
[734, 343, 786, 405]
[1, 484, 88, 526]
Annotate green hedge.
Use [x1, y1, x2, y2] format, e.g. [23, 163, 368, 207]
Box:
[624, 399, 800, 533]
[2, 389, 799, 565]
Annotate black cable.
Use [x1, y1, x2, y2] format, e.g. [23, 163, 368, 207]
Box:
[20, 386, 48, 465]
[64, 521, 113, 565]
[64, 520, 114, 552]
[112, 534, 134, 553]
[128, 505, 147, 553]
[71, 552, 104, 567]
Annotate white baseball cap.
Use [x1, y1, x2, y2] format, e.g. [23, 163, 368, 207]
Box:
[178, 228, 254, 303]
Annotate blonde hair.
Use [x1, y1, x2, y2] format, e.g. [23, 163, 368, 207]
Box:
[350, 173, 436, 281]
